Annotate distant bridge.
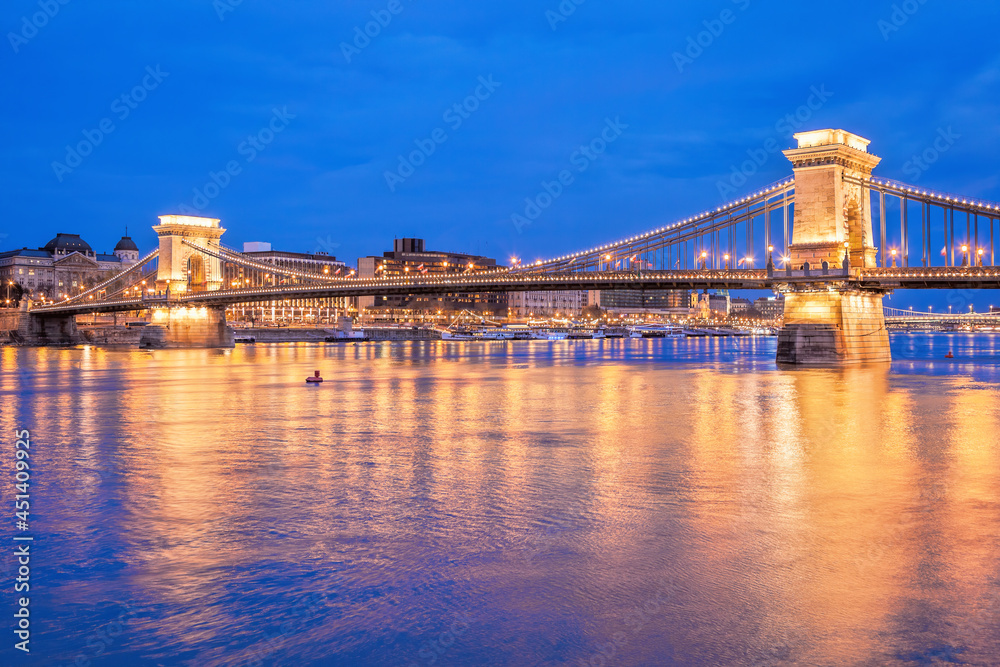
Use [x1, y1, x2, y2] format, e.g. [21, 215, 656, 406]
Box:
[883, 306, 1000, 328]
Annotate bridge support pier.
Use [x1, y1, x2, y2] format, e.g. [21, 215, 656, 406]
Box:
[7, 301, 82, 346]
[776, 289, 890, 364]
[16, 312, 82, 346]
[139, 307, 234, 349]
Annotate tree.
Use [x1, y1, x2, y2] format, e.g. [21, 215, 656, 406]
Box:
[4, 282, 25, 307]
[581, 304, 605, 319]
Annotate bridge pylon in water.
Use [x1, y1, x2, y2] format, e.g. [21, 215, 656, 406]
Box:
[140, 215, 233, 349]
[777, 130, 891, 364]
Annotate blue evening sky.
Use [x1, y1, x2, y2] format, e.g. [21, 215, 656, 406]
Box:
[2, 0, 998, 309]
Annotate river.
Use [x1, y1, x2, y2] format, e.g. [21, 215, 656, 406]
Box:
[1, 334, 999, 666]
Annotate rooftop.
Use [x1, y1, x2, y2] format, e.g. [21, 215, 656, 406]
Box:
[793, 129, 871, 152]
[43, 233, 93, 254]
[114, 236, 139, 252]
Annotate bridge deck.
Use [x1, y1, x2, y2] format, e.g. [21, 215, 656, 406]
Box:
[28, 267, 1000, 316]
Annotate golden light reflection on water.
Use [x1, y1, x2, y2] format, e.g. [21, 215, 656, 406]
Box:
[1, 339, 999, 665]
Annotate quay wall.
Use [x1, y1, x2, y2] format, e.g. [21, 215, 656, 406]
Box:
[236, 327, 443, 342]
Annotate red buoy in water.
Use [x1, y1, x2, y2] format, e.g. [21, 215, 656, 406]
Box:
[306, 370, 324, 383]
[945, 351, 954, 359]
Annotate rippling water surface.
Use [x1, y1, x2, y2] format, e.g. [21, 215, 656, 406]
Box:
[2, 334, 1000, 666]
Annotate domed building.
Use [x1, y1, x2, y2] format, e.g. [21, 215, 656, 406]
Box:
[0, 231, 143, 301]
[114, 235, 140, 264]
[42, 233, 95, 257]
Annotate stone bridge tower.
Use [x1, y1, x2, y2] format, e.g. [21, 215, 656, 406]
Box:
[784, 129, 881, 269]
[777, 130, 891, 364]
[153, 215, 226, 293]
[140, 215, 232, 349]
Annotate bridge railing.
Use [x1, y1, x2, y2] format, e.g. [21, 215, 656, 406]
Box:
[215, 241, 352, 281]
[520, 171, 999, 277]
[884, 306, 1000, 319]
[520, 178, 795, 274]
[848, 175, 1000, 270]
[182, 239, 351, 283]
[865, 177, 1000, 215]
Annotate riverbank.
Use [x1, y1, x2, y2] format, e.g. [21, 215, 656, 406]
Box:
[0, 324, 448, 347]
[233, 326, 442, 343]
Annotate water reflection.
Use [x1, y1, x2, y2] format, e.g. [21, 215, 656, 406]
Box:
[0, 335, 998, 665]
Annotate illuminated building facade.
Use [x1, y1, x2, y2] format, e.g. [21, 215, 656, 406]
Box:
[708, 293, 731, 316]
[508, 290, 587, 318]
[358, 238, 505, 317]
[0, 232, 140, 301]
[224, 243, 353, 325]
[730, 297, 752, 314]
[240, 243, 348, 276]
[587, 289, 689, 313]
[754, 295, 785, 320]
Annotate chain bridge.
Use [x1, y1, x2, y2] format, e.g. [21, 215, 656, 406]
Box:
[22, 129, 1000, 363]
